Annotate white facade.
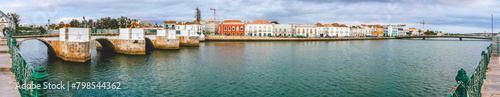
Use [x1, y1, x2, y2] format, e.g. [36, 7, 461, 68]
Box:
[119, 28, 145, 40]
[273, 24, 293, 36]
[326, 27, 350, 37]
[383, 25, 398, 37]
[246, 24, 273, 36]
[0, 16, 10, 37]
[316, 26, 326, 37]
[59, 28, 91, 42]
[295, 25, 317, 37]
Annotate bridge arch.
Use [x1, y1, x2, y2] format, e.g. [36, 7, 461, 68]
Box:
[145, 37, 155, 54]
[16, 38, 57, 57]
[94, 37, 116, 53]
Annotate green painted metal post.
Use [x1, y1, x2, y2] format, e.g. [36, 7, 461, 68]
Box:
[456, 69, 469, 97]
[10, 38, 16, 57]
[31, 66, 48, 97]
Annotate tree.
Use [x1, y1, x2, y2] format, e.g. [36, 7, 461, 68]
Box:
[417, 30, 422, 35]
[271, 21, 279, 24]
[59, 21, 65, 29]
[88, 19, 93, 28]
[8, 13, 20, 33]
[195, 7, 201, 22]
[118, 16, 131, 28]
[69, 19, 80, 27]
[37, 26, 46, 34]
[110, 18, 118, 29]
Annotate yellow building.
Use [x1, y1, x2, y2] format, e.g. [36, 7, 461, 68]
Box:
[370, 25, 383, 36]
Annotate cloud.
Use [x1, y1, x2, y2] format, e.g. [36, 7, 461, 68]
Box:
[1, 0, 499, 33]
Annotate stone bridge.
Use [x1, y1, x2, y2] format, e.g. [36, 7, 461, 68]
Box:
[14, 28, 200, 62]
[395, 35, 492, 40]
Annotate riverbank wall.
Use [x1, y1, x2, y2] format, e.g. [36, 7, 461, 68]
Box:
[206, 35, 395, 41]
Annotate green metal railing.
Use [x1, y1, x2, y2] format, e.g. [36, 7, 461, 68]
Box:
[5, 30, 48, 97]
[448, 44, 492, 97]
[91, 29, 119, 34]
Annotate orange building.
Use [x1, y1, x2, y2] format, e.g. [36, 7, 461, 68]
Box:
[219, 20, 245, 36]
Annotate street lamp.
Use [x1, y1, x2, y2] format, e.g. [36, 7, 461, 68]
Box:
[48, 19, 50, 34]
[83, 16, 85, 28]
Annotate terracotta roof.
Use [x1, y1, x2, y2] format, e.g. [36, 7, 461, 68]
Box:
[330, 23, 348, 27]
[246, 21, 251, 24]
[223, 20, 243, 23]
[295, 24, 316, 28]
[176, 22, 186, 25]
[324, 24, 333, 27]
[164, 21, 176, 23]
[208, 19, 216, 23]
[190, 20, 201, 25]
[315, 23, 324, 27]
[250, 20, 271, 24]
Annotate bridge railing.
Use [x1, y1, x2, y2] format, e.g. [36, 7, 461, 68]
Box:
[91, 29, 119, 34]
[448, 44, 492, 97]
[5, 30, 48, 96]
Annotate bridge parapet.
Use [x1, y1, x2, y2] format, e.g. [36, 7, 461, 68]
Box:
[53, 27, 91, 62]
[110, 28, 146, 55]
[153, 30, 179, 49]
[177, 30, 199, 47]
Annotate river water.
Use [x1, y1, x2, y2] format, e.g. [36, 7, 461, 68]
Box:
[19, 38, 491, 96]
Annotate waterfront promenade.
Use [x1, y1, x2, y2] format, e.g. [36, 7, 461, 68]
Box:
[482, 54, 500, 96]
[0, 38, 20, 97]
[206, 35, 394, 41]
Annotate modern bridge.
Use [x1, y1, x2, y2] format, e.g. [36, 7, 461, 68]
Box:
[395, 35, 492, 40]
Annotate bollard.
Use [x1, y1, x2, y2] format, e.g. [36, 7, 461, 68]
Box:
[455, 68, 469, 97]
[31, 66, 48, 97]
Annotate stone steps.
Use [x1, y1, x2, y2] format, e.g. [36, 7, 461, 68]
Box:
[0, 46, 8, 53]
[0, 72, 20, 97]
[0, 54, 11, 72]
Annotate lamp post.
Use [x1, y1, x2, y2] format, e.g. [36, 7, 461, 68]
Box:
[48, 19, 50, 34]
[83, 16, 86, 28]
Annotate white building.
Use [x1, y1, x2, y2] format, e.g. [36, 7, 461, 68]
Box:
[0, 10, 11, 37]
[245, 20, 273, 36]
[295, 24, 317, 37]
[315, 23, 326, 37]
[383, 25, 398, 37]
[273, 23, 293, 36]
[176, 20, 202, 34]
[163, 21, 176, 30]
[396, 24, 408, 36]
[325, 23, 350, 37]
[204, 19, 218, 35]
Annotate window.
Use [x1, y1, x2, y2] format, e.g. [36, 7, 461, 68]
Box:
[236, 26, 239, 31]
[232, 26, 235, 31]
[264, 27, 267, 32]
[240, 27, 243, 31]
[225, 26, 227, 31]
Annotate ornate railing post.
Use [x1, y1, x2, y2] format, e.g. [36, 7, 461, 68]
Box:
[31, 66, 48, 97]
[10, 38, 16, 64]
[455, 69, 469, 97]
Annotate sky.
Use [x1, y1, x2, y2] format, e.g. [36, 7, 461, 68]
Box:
[1, 0, 499, 33]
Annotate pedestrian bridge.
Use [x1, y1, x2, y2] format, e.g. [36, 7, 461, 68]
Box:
[12, 28, 201, 62]
[395, 35, 492, 40]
